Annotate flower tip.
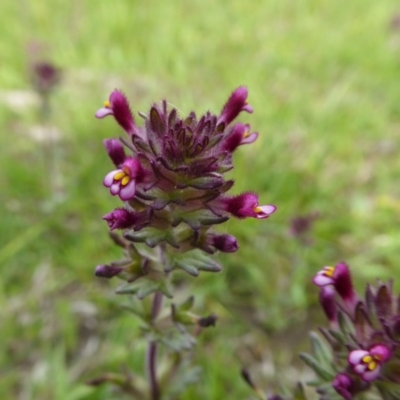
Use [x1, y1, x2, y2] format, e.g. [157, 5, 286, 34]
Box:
[95, 107, 112, 119]
[254, 204, 277, 219]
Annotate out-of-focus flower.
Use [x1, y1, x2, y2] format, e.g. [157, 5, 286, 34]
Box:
[348, 344, 391, 382]
[313, 262, 357, 312]
[31, 61, 61, 95]
[332, 373, 357, 400]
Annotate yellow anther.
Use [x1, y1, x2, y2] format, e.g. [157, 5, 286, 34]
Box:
[114, 171, 126, 181]
[254, 206, 262, 213]
[243, 130, 250, 138]
[368, 361, 377, 371]
[121, 176, 130, 186]
[104, 100, 111, 108]
[324, 266, 335, 277]
[362, 355, 373, 363]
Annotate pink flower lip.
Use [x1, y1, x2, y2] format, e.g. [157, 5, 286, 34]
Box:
[348, 344, 391, 382]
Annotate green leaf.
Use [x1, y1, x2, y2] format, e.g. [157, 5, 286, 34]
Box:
[299, 353, 333, 381]
[309, 331, 332, 367]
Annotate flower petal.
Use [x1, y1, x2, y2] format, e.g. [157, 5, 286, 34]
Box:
[313, 273, 334, 287]
[110, 182, 120, 195]
[255, 204, 277, 219]
[104, 170, 119, 187]
[95, 107, 113, 118]
[119, 179, 136, 200]
[241, 132, 258, 145]
[348, 350, 369, 365]
[362, 366, 381, 382]
[370, 344, 391, 362]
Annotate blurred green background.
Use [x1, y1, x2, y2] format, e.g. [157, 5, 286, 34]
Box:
[2, 0, 400, 398]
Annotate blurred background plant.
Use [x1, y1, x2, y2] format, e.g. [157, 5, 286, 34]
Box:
[2, 1, 400, 399]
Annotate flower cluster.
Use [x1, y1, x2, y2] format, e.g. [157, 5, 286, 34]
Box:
[95, 87, 276, 283]
[308, 263, 400, 399]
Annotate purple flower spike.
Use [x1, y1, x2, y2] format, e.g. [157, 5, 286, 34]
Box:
[211, 234, 239, 253]
[222, 193, 277, 219]
[319, 286, 338, 327]
[96, 90, 137, 135]
[95, 264, 123, 278]
[332, 373, 356, 400]
[103, 138, 126, 167]
[103, 158, 143, 201]
[218, 86, 253, 127]
[348, 344, 391, 382]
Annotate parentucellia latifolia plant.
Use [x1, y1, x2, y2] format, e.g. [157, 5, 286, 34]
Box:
[243, 263, 400, 400]
[89, 87, 277, 399]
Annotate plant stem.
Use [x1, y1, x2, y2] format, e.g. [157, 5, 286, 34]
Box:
[147, 341, 159, 400]
[147, 291, 163, 400]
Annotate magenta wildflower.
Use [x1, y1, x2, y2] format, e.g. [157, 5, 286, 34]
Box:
[221, 123, 258, 152]
[313, 262, 357, 312]
[103, 158, 144, 201]
[95, 90, 137, 135]
[217, 86, 253, 127]
[348, 344, 391, 382]
[218, 193, 276, 219]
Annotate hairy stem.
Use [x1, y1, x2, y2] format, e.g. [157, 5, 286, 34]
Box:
[147, 291, 163, 400]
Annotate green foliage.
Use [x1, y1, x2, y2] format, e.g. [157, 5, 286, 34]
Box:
[2, 0, 400, 398]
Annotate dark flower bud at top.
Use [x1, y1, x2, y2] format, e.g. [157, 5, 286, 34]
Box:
[103, 138, 126, 167]
[217, 86, 253, 127]
[211, 233, 239, 253]
[95, 264, 123, 278]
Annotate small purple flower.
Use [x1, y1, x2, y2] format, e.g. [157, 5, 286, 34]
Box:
[103, 158, 143, 201]
[103, 138, 126, 167]
[348, 344, 391, 382]
[103, 208, 142, 231]
[222, 123, 258, 152]
[313, 263, 357, 311]
[332, 373, 356, 400]
[95, 90, 137, 135]
[217, 86, 253, 127]
[221, 192, 276, 219]
[210, 233, 239, 253]
[95, 264, 123, 278]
